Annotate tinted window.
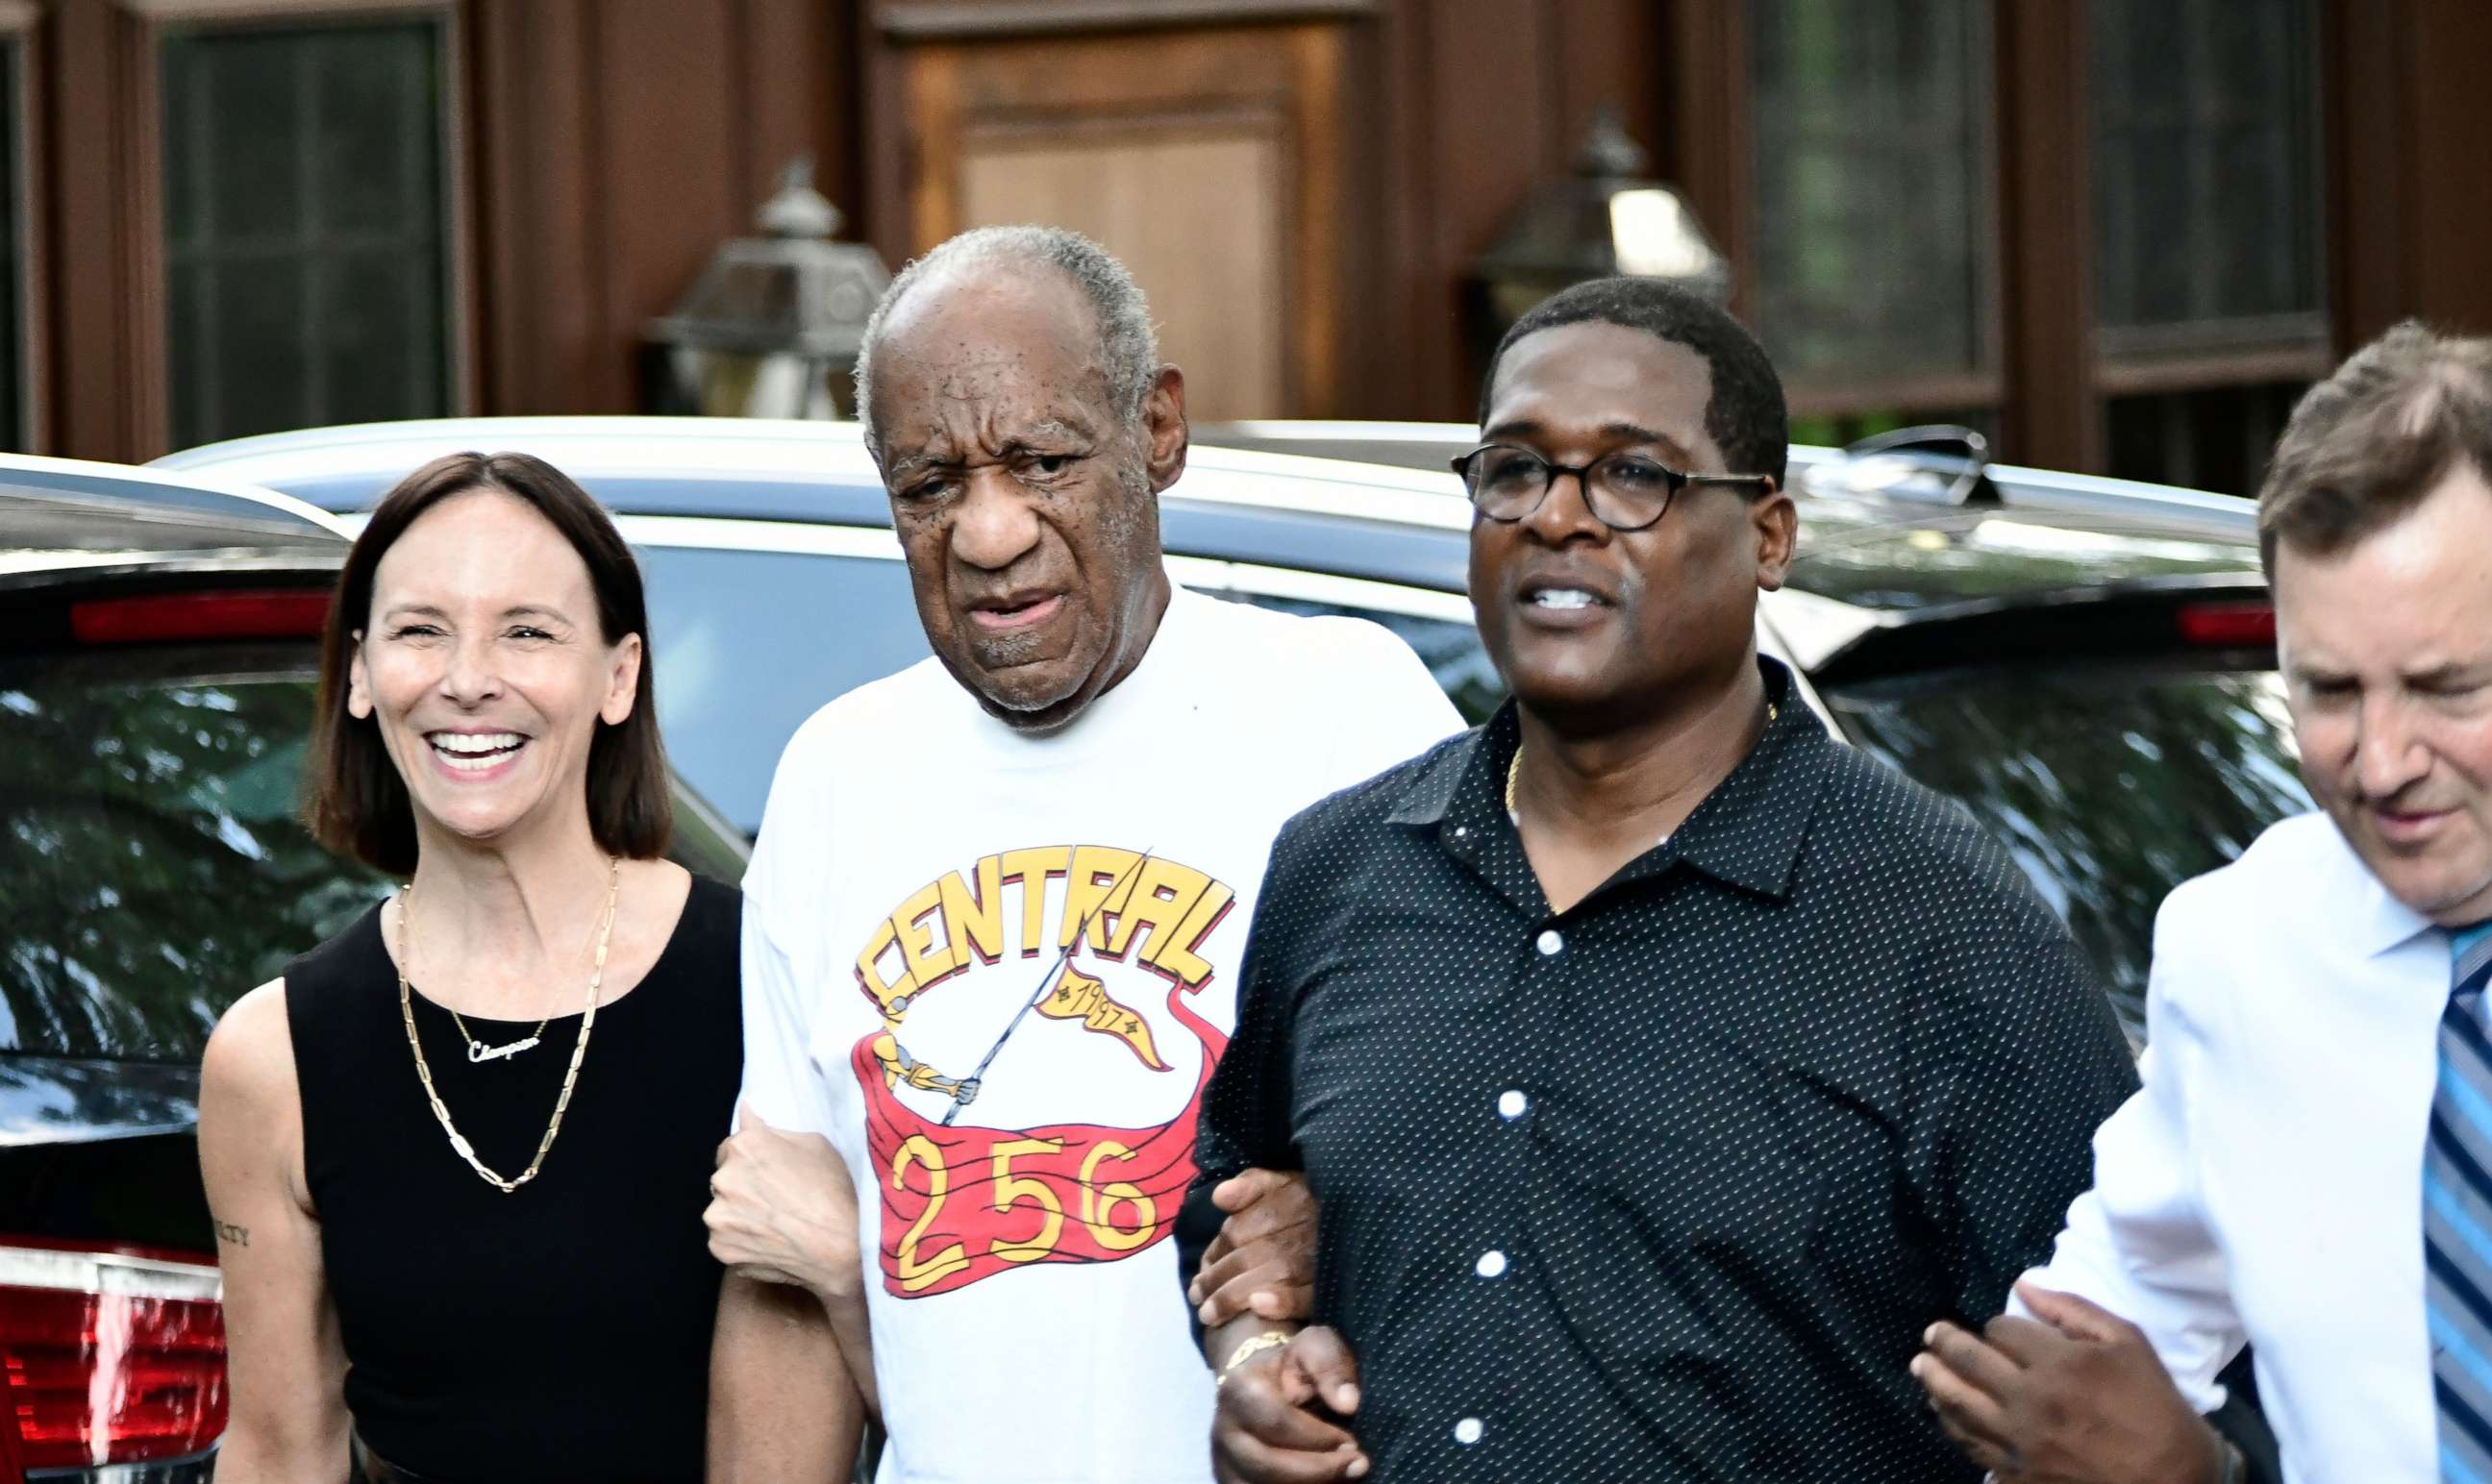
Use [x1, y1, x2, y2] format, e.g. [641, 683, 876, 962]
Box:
[1825, 659, 2306, 1037]
[637, 548, 1508, 834]
[0, 643, 745, 1062]
[638, 547, 934, 834]
[1749, 0, 1994, 388]
[161, 19, 452, 444]
[0, 649, 388, 1060]
[1210, 593, 1503, 726]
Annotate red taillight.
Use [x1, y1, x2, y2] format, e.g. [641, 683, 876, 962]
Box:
[2176, 599, 2276, 647]
[67, 589, 329, 645]
[0, 1242, 227, 1470]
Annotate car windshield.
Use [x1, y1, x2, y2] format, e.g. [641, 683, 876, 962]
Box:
[1823, 658, 2308, 1038]
[635, 548, 1509, 835]
[0, 647, 390, 1061]
[639, 547, 932, 834]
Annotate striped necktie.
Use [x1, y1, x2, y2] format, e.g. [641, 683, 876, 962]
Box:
[2427, 921, 2492, 1481]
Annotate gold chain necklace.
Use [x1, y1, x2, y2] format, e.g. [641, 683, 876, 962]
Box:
[395, 857, 620, 1194]
[1506, 701, 1779, 820]
[420, 899, 602, 1063]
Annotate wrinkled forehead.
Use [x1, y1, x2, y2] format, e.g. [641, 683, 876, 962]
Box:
[870, 266, 1120, 459]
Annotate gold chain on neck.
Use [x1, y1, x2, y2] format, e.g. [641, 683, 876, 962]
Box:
[1505, 701, 1778, 822]
[395, 857, 620, 1194]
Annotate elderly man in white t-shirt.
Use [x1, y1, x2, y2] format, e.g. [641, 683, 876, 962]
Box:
[698, 226, 1460, 1483]
[1912, 325, 2492, 1484]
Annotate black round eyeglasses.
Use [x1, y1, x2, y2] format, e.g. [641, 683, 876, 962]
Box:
[1451, 443, 1777, 532]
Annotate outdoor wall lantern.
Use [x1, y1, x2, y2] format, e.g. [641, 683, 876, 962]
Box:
[1464, 109, 1729, 362]
[645, 158, 891, 419]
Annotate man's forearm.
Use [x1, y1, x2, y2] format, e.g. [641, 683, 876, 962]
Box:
[710, 1273, 866, 1481]
[811, 1271, 882, 1417]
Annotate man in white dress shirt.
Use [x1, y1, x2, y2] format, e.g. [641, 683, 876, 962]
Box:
[1913, 323, 2492, 1483]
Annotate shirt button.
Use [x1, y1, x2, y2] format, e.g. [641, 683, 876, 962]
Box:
[1453, 825, 1469, 839]
[1496, 1089, 1530, 1121]
[1454, 1417, 1485, 1446]
[1475, 1249, 1508, 1278]
[1535, 928, 1564, 956]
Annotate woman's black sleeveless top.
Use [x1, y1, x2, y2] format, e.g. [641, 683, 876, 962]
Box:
[284, 875, 741, 1483]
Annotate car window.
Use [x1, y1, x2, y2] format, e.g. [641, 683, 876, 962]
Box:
[0, 643, 752, 1062]
[637, 547, 934, 834]
[0, 648, 390, 1060]
[636, 546, 1508, 834]
[1205, 592, 1505, 726]
[1823, 658, 2307, 1037]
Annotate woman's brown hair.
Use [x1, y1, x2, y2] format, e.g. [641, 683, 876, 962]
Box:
[306, 452, 672, 875]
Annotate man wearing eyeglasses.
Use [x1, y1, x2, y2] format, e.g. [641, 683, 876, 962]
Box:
[1184, 276, 2139, 1481]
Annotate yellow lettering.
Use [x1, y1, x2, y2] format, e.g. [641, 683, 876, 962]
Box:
[892, 1135, 970, 1292]
[1000, 846, 1070, 957]
[989, 1137, 1066, 1264]
[936, 855, 1008, 971]
[1035, 966, 1169, 1070]
[1078, 1141, 1159, 1251]
[854, 919, 910, 1012]
[1157, 880, 1236, 988]
[1059, 846, 1143, 952]
[892, 880, 950, 989]
[1109, 858, 1212, 966]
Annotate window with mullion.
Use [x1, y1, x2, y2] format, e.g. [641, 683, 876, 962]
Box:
[1747, 0, 1995, 405]
[2091, 0, 2323, 352]
[2091, 0, 2323, 494]
[161, 18, 452, 449]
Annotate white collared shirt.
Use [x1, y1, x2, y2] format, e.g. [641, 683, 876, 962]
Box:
[2019, 810, 2449, 1482]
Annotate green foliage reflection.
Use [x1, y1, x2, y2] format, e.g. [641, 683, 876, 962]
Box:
[0, 649, 387, 1060]
[1830, 661, 2307, 1036]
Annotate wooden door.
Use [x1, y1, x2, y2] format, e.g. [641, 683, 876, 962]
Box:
[885, 11, 1358, 420]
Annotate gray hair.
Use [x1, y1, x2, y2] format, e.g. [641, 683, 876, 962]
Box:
[851, 225, 1161, 448]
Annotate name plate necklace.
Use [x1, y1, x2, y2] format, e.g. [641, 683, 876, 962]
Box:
[395, 858, 620, 1193]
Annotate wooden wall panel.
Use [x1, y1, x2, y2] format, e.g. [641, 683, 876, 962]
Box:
[1555, 0, 1663, 162]
[1410, 0, 1553, 413]
[588, 1, 741, 413]
[1992, 0, 2102, 473]
[2323, 0, 2492, 357]
[476, 0, 600, 416]
[2319, 0, 2404, 353]
[740, 0, 856, 219]
[1657, 0, 1748, 328]
[1366, 0, 1686, 418]
[963, 131, 1284, 416]
[44, 0, 149, 458]
[897, 21, 1350, 417]
[474, 0, 860, 417]
[2402, 0, 2492, 335]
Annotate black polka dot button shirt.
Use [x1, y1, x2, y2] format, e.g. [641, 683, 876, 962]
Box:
[1188, 658, 2140, 1481]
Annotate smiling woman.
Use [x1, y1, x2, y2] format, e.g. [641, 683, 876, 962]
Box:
[192, 453, 749, 1483]
[307, 455, 672, 874]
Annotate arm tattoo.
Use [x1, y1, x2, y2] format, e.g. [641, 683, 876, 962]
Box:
[212, 1219, 250, 1248]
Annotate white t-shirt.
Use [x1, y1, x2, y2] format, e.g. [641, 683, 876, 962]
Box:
[739, 583, 1464, 1484]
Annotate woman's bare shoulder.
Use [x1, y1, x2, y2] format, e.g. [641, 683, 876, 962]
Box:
[202, 979, 300, 1115]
